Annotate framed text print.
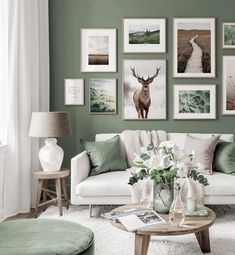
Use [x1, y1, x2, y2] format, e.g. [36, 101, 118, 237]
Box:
[64, 79, 84, 105]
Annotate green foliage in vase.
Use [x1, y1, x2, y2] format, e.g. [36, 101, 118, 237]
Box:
[128, 142, 209, 188]
[179, 90, 210, 114]
[149, 168, 177, 186]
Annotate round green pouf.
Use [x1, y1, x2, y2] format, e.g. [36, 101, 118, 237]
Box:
[0, 219, 95, 255]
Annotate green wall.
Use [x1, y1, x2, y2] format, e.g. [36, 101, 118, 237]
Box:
[49, 0, 235, 170]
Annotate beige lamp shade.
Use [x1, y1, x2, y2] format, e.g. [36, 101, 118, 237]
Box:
[29, 112, 72, 138]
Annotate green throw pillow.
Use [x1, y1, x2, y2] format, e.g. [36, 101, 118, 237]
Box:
[80, 135, 128, 176]
[213, 141, 235, 175]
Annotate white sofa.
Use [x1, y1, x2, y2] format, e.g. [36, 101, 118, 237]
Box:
[71, 132, 235, 208]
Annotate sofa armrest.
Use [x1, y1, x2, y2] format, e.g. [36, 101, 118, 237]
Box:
[71, 151, 90, 204]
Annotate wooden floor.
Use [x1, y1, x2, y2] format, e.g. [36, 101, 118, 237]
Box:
[4, 208, 44, 221]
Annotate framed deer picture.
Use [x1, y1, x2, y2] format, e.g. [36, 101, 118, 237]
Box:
[173, 18, 215, 78]
[123, 59, 166, 120]
[123, 18, 166, 53]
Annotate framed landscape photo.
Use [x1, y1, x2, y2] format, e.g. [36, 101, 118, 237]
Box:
[222, 56, 235, 115]
[222, 22, 235, 49]
[173, 85, 216, 119]
[123, 18, 166, 53]
[173, 18, 215, 78]
[81, 28, 116, 72]
[123, 59, 166, 120]
[64, 79, 84, 105]
[89, 78, 117, 114]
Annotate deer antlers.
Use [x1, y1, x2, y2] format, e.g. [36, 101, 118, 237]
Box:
[130, 67, 161, 83]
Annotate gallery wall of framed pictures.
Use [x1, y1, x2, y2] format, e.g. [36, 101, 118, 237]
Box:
[64, 16, 235, 120]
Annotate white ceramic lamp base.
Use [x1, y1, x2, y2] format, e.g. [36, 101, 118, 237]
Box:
[39, 138, 64, 172]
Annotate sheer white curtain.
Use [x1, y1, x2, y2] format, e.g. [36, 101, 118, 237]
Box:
[0, 0, 49, 219]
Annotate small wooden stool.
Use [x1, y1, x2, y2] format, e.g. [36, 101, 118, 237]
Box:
[33, 169, 70, 217]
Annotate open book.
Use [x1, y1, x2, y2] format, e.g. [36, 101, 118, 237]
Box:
[103, 208, 165, 232]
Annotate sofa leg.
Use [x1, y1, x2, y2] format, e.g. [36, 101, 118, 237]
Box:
[89, 204, 93, 217]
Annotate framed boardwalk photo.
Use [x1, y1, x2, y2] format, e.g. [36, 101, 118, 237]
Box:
[81, 28, 116, 72]
[174, 85, 216, 119]
[123, 59, 166, 120]
[222, 22, 235, 49]
[222, 56, 235, 115]
[89, 79, 117, 114]
[173, 18, 215, 78]
[123, 18, 166, 53]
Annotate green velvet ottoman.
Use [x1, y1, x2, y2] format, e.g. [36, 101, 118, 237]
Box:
[0, 219, 95, 255]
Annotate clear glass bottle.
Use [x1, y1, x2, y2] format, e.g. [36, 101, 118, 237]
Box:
[169, 183, 185, 227]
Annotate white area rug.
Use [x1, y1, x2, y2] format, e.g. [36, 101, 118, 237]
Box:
[40, 205, 235, 255]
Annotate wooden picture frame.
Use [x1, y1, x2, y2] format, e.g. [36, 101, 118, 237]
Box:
[81, 28, 117, 72]
[222, 22, 235, 49]
[123, 59, 167, 120]
[123, 18, 166, 53]
[173, 18, 215, 78]
[222, 56, 235, 115]
[173, 84, 216, 119]
[89, 78, 117, 114]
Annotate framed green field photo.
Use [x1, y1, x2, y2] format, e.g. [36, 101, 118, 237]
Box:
[123, 18, 166, 53]
[222, 23, 235, 49]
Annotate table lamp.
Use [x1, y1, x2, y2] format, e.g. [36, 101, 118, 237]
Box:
[29, 112, 72, 172]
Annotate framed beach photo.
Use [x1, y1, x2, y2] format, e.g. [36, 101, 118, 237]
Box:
[123, 18, 166, 53]
[81, 28, 116, 72]
[222, 56, 235, 115]
[222, 22, 235, 49]
[173, 18, 215, 78]
[173, 85, 216, 119]
[64, 79, 84, 105]
[89, 78, 117, 114]
[123, 59, 166, 120]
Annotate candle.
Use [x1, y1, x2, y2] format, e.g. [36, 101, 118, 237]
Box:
[187, 197, 197, 212]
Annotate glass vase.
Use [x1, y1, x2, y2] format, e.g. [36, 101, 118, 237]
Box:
[153, 180, 174, 214]
[169, 183, 185, 227]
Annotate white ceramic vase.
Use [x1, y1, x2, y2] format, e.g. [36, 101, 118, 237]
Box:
[39, 138, 64, 172]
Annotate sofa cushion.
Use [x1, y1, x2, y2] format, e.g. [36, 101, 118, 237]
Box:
[213, 142, 235, 175]
[81, 136, 128, 176]
[76, 170, 131, 196]
[204, 171, 235, 196]
[184, 134, 220, 174]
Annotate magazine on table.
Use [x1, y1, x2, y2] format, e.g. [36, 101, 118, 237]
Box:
[102, 208, 165, 232]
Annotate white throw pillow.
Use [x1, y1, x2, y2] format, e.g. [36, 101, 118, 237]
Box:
[184, 134, 220, 175]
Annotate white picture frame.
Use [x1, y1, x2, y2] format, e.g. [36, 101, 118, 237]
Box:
[222, 56, 235, 115]
[81, 28, 116, 72]
[173, 18, 215, 78]
[64, 79, 84, 105]
[123, 59, 166, 120]
[174, 84, 216, 119]
[222, 22, 235, 49]
[123, 18, 166, 53]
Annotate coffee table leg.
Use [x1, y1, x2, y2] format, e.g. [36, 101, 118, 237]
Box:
[195, 228, 210, 253]
[135, 234, 150, 255]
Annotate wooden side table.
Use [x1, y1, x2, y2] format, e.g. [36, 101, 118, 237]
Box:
[33, 169, 70, 217]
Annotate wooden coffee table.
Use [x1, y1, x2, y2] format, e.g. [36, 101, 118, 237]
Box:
[110, 205, 216, 255]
